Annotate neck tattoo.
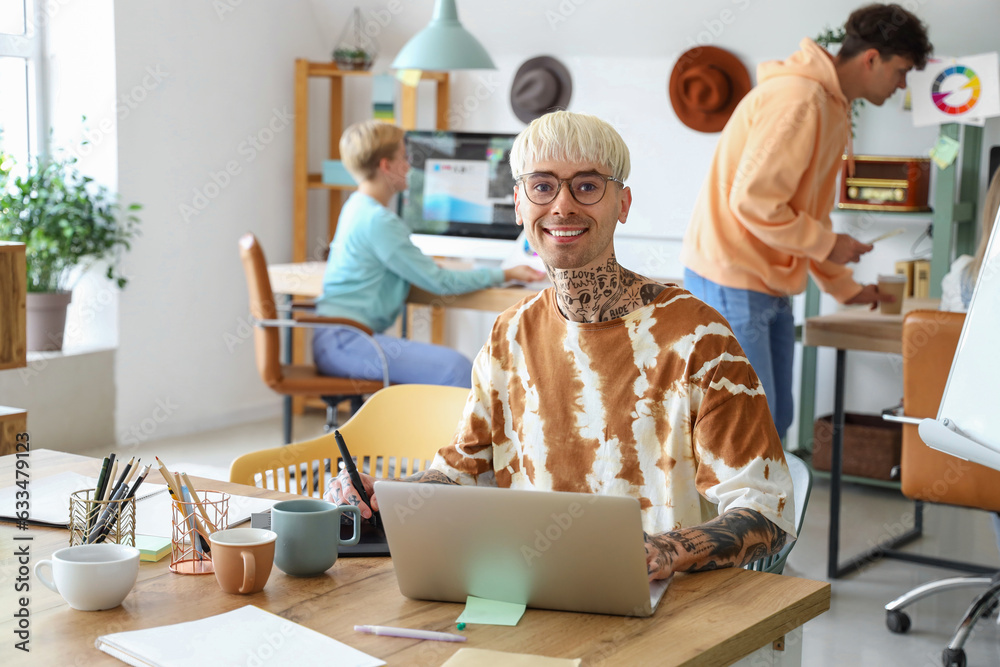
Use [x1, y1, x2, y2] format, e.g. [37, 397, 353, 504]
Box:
[548, 258, 665, 323]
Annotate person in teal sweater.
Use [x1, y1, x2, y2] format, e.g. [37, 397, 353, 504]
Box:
[314, 120, 543, 387]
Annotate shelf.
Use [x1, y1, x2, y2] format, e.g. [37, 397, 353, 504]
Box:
[289, 59, 450, 415]
[307, 173, 355, 191]
[836, 204, 932, 213]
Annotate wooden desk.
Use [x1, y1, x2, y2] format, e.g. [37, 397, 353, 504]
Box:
[2, 450, 830, 666]
[267, 261, 541, 320]
[266, 261, 541, 416]
[804, 299, 938, 579]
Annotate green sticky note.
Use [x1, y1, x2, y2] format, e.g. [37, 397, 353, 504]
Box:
[929, 135, 961, 170]
[456, 596, 526, 626]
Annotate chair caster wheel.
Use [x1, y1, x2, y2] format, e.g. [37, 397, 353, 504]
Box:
[886, 609, 911, 634]
[941, 647, 966, 667]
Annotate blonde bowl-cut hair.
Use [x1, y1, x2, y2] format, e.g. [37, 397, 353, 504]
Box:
[509, 111, 631, 184]
[339, 120, 405, 183]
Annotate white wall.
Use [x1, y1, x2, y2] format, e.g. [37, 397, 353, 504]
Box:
[112, 1, 328, 443]
[100, 0, 1000, 447]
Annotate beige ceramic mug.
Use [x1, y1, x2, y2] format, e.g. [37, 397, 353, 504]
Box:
[209, 527, 277, 594]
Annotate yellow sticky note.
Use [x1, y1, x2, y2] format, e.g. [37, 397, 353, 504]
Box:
[441, 648, 582, 667]
[395, 68, 422, 87]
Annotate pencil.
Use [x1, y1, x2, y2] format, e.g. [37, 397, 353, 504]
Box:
[179, 471, 217, 533]
[178, 481, 212, 556]
[154, 456, 184, 499]
[88, 456, 111, 533]
[89, 480, 130, 543]
[101, 461, 119, 501]
[111, 457, 135, 496]
[121, 458, 142, 490]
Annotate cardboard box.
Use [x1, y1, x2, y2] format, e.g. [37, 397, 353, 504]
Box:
[895, 260, 915, 298]
[913, 259, 931, 298]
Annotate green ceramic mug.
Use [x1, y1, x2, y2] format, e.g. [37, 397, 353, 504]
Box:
[271, 499, 361, 576]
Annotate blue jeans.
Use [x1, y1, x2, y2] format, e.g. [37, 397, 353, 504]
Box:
[313, 327, 473, 388]
[684, 269, 795, 440]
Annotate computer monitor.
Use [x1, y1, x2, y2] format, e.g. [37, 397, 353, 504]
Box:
[399, 130, 521, 241]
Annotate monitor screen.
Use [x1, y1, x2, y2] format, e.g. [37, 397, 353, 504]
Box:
[399, 130, 521, 241]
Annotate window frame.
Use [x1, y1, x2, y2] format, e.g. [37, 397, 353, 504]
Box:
[0, 0, 47, 159]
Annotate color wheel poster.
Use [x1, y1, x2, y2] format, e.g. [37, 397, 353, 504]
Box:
[910, 53, 1000, 127]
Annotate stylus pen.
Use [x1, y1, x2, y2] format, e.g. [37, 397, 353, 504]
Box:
[333, 430, 378, 527]
[354, 625, 467, 643]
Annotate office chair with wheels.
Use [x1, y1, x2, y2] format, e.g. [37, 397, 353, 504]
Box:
[238, 233, 387, 444]
[882, 310, 1000, 667]
[745, 452, 812, 575]
[229, 383, 470, 496]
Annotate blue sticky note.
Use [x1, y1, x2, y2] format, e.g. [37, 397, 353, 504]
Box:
[322, 160, 357, 186]
[455, 596, 526, 626]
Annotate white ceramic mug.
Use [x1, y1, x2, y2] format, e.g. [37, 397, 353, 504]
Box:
[34, 543, 140, 611]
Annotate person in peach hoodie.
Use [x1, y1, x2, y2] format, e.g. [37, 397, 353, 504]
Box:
[682, 3, 932, 440]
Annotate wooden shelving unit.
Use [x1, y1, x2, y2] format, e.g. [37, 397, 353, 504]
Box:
[289, 61, 450, 414]
[795, 123, 983, 458]
[291, 60, 449, 262]
[0, 242, 27, 455]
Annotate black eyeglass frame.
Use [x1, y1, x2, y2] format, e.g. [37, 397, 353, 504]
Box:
[514, 171, 625, 206]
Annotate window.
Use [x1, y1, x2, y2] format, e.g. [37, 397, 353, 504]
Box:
[0, 0, 44, 164]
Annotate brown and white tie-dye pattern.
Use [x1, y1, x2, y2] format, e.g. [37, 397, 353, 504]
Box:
[431, 285, 796, 538]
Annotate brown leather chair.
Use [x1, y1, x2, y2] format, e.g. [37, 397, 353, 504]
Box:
[238, 233, 385, 444]
[884, 310, 1000, 667]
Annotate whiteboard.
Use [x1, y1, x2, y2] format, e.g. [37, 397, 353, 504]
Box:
[926, 207, 1000, 469]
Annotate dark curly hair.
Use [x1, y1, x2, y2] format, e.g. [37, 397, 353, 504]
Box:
[839, 3, 933, 69]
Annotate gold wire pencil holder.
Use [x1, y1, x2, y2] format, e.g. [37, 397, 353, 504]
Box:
[170, 490, 229, 575]
[68, 489, 137, 547]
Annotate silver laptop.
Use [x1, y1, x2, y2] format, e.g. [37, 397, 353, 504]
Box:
[375, 481, 670, 617]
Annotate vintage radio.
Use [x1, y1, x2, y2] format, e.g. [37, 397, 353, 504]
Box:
[837, 155, 931, 212]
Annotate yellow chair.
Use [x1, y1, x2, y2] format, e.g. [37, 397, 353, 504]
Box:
[229, 384, 470, 497]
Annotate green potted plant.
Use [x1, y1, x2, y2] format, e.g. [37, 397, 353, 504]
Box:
[333, 47, 374, 71]
[0, 146, 141, 351]
[333, 8, 376, 71]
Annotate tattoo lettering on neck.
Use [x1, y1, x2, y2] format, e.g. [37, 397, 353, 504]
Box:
[550, 263, 666, 323]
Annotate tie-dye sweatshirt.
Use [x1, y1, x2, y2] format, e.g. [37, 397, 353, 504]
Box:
[430, 285, 796, 538]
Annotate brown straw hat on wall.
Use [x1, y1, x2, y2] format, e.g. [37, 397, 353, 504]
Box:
[669, 46, 751, 133]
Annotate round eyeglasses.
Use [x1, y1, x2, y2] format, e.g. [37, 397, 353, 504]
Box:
[515, 171, 624, 206]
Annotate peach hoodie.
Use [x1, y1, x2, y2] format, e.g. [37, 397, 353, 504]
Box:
[682, 38, 863, 302]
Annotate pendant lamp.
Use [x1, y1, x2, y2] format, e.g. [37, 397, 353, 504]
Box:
[391, 0, 496, 71]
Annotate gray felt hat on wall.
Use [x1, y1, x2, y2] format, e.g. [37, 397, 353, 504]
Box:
[510, 56, 573, 124]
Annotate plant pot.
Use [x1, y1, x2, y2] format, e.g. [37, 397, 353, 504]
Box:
[26, 291, 72, 352]
[334, 55, 373, 71]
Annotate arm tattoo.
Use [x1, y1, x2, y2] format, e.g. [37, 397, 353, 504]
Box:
[404, 469, 460, 485]
[649, 509, 787, 574]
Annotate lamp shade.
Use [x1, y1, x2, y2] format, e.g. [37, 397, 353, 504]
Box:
[391, 0, 495, 71]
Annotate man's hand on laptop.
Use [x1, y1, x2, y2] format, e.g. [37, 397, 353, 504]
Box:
[643, 509, 788, 581]
[643, 532, 680, 581]
[326, 469, 379, 518]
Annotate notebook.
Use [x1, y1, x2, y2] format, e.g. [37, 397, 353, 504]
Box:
[0, 471, 276, 537]
[375, 481, 670, 617]
[95, 605, 384, 667]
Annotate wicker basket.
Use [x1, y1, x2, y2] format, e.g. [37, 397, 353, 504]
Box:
[812, 413, 902, 481]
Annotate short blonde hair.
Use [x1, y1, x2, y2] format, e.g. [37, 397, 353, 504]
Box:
[508, 111, 631, 183]
[339, 120, 405, 182]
